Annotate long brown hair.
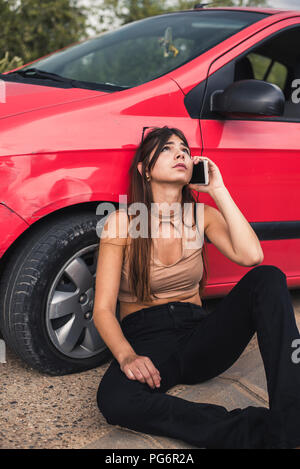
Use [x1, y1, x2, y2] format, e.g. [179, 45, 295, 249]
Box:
[125, 125, 209, 303]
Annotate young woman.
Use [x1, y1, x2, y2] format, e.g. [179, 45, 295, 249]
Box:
[93, 126, 300, 449]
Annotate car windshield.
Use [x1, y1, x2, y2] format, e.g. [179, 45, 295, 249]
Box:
[19, 10, 269, 89]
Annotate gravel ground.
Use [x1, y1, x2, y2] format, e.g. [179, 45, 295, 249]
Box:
[1, 290, 299, 449]
[0, 347, 113, 449]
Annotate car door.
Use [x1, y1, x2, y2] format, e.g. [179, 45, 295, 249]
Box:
[198, 17, 300, 293]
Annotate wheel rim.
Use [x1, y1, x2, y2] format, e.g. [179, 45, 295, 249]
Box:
[45, 244, 107, 359]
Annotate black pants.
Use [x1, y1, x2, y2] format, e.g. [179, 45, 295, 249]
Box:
[96, 265, 300, 448]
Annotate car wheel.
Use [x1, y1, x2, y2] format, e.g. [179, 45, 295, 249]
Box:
[0, 210, 115, 375]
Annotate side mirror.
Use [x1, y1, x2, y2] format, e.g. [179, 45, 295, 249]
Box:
[210, 79, 285, 117]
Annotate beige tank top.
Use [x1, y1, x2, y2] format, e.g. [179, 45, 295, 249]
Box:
[116, 202, 205, 302]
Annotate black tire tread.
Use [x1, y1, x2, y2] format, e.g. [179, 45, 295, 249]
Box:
[0, 212, 111, 375]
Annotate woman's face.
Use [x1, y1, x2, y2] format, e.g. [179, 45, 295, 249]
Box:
[142, 133, 193, 185]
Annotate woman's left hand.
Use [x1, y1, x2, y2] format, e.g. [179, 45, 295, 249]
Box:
[188, 156, 225, 194]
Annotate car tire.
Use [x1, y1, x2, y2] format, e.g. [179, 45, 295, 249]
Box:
[0, 210, 114, 375]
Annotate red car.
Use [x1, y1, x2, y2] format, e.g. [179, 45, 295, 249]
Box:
[0, 6, 299, 375]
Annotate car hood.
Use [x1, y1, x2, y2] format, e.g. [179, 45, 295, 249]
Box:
[0, 80, 108, 119]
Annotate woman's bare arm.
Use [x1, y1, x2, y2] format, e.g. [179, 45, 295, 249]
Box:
[205, 187, 264, 267]
[93, 209, 135, 363]
[92, 209, 161, 388]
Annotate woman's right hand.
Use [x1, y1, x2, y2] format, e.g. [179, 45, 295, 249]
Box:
[120, 353, 161, 389]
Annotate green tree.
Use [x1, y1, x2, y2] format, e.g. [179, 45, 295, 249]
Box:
[0, 52, 23, 73]
[0, 0, 89, 66]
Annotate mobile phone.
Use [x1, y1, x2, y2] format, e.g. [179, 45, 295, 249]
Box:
[190, 159, 209, 185]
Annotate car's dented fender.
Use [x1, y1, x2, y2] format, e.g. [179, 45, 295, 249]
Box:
[0, 150, 132, 224]
[0, 203, 29, 257]
[0, 76, 188, 223]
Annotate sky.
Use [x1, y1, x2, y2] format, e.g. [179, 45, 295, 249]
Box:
[81, 0, 300, 37]
[269, 0, 300, 8]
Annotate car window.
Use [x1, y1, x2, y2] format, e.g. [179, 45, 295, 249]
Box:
[20, 10, 269, 89]
[59, 36, 196, 86]
[247, 52, 288, 91]
[233, 26, 300, 121]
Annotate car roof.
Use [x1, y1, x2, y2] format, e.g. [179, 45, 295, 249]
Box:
[178, 6, 300, 15]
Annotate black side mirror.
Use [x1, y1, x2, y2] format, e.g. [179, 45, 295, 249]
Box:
[210, 79, 285, 117]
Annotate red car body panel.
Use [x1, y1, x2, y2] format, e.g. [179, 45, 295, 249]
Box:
[0, 203, 29, 257]
[195, 15, 300, 292]
[0, 81, 105, 120]
[0, 76, 194, 217]
[0, 7, 300, 298]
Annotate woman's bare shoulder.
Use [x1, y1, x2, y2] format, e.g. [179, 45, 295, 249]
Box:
[99, 208, 129, 246]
